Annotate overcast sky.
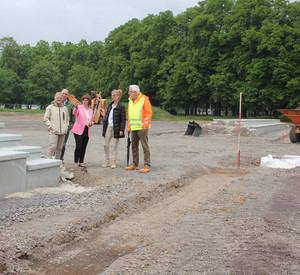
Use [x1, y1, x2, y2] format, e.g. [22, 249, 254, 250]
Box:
[0, 0, 198, 46]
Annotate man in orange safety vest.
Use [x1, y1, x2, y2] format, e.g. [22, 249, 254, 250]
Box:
[125, 85, 152, 173]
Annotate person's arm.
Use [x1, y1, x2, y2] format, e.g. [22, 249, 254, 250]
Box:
[73, 104, 79, 115]
[87, 109, 94, 127]
[127, 104, 131, 133]
[70, 104, 76, 125]
[43, 106, 52, 131]
[142, 97, 152, 131]
[120, 104, 126, 136]
[65, 107, 69, 126]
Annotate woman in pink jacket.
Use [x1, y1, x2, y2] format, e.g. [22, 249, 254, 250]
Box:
[71, 94, 94, 168]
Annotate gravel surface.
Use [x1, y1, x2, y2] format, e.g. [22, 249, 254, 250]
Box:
[0, 112, 299, 274]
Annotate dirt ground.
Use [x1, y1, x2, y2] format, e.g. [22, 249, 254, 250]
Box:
[0, 112, 299, 274]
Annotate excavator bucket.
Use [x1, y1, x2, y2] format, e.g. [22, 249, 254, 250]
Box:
[184, 121, 202, 137]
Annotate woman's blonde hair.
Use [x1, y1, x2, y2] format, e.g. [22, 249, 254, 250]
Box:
[111, 89, 122, 101]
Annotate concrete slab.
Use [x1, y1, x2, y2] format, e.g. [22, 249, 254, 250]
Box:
[0, 145, 42, 160]
[26, 159, 61, 190]
[26, 158, 61, 171]
[0, 122, 61, 195]
[0, 150, 28, 196]
[0, 150, 29, 161]
[212, 118, 282, 125]
[210, 119, 288, 135]
[0, 133, 23, 147]
[247, 123, 288, 134]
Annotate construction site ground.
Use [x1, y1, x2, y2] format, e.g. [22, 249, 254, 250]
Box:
[0, 112, 299, 274]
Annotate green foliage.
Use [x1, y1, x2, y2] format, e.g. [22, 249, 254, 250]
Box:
[22, 60, 62, 104]
[0, 68, 20, 103]
[0, 37, 20, 71]
[66, 65, 94, 97]
[1, 0, 300, 116]
[151, 106, 181, 121]
[0, 108, 44, 113]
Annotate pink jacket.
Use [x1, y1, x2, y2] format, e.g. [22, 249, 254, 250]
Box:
[71, 105, 94, 137]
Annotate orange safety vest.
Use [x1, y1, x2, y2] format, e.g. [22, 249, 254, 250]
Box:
[127, 93, 152, 131]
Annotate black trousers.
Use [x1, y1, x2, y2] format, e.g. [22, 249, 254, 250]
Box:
[74, 126, 89, 163]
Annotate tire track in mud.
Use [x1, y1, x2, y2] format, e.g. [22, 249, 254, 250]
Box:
[28, 168, 248, 274]
[227, 173, 300, 274]
[98, 169, 300, 275]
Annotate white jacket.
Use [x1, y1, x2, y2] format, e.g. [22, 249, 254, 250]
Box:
[44, 102, 69, 135]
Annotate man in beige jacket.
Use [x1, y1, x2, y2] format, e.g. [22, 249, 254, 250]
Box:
[44, 92, 69, 159]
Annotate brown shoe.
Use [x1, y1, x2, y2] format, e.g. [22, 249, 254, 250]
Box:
[125, 163, 139, 170]
[139, 165, 151, 173]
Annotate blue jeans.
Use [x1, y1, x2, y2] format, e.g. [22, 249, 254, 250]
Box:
[60, 128, 70, 160]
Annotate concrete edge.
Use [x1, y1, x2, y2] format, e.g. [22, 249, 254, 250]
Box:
[0, 150, 29, 161]
[0, 145, 43, 153]
[0, 133, 23, 141]
[27, 158, 62, 171]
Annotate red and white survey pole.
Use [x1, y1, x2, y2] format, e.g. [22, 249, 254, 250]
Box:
[237, 92, 242, 168]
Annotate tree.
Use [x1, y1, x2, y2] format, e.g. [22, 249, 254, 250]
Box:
[66, 65, 94, 97]
[1, 0, 300, 113]
[72, 40, 89, 66]
[86, 41, 103, 70]
[23, 60, 62, 104]
[98, 18, 140, 96]
[32, 40, 52, 62]
[0, 68, 20, 104]
[51, 41, 75, 85]
[17, 44, 35, 79]
[0, 37, 20, 72]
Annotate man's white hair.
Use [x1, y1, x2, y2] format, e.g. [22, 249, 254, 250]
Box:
[129, 85, 140, 93]
[54, 92, 63, 98]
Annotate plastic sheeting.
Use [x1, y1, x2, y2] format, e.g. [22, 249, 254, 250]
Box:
[260, 154, 300, 169]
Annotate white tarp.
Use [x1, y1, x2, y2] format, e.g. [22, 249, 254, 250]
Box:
[260, 154, 300, 169]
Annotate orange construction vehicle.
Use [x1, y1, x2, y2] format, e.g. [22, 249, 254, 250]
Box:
[277, 105, 300, 143]
[91, 83, 107, 124]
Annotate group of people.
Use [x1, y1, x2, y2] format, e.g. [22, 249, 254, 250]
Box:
[43, 85, 152, 173]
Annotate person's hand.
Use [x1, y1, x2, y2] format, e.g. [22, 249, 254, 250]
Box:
[142, 128, 148, 132]
[74, 103, 78, 109]
[69, 124, 73, 130]
[127, 130, 131, 135]
[120, 131, 123, 136]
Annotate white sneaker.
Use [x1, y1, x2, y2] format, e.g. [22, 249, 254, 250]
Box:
[102, 160, 110, 168]
[111, 161, 116, 169]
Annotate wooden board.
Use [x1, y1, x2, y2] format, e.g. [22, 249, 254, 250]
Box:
[67, 94, 81, 106]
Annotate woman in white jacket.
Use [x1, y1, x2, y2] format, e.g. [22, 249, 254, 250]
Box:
[44, 92, 69, 159]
